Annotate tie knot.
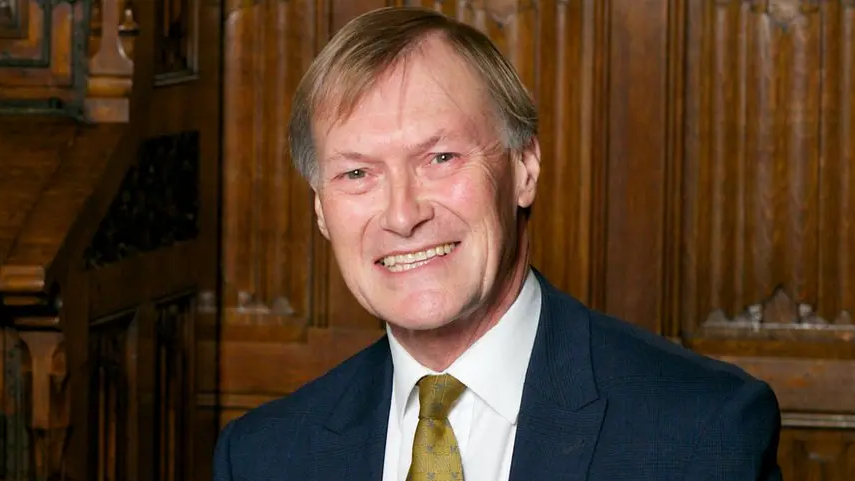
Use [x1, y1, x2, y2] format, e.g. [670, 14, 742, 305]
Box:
[416, 374, 466, 419]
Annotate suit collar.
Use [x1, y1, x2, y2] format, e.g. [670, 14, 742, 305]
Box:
[522, 270, 600, 410]
[508, 271, 606, 481]
[324, 337, 393, 434]
[312, 338, 392, 481]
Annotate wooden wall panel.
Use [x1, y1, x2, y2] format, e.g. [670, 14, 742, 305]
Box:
[779, 429, 855, 480]
[680, 0, 855, 334]
[222, 0, 316, 326]
[674, 5, 855, 477]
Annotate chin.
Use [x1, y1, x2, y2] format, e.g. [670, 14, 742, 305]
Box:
[388, 315, 454, 332]
[383, 295, 479, 334]
[372, 297, 452, 330]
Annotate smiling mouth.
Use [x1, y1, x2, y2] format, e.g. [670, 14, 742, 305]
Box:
[377, 242, 460, 272]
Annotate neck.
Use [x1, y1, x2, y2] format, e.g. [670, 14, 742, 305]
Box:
[389, 232, 532, 372]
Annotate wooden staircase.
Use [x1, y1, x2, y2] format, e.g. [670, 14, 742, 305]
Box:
[0, 1, 203, 480]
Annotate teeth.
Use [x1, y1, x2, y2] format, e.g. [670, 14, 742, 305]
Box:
[380, 243, 457, 271]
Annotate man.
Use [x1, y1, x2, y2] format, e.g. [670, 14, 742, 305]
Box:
[213, 6, 782, 481]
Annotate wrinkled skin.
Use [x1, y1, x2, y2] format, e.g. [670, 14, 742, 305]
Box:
[313, 36, 541, 370]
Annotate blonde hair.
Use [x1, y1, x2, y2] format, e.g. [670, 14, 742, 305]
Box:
[288, 6, 537, 185]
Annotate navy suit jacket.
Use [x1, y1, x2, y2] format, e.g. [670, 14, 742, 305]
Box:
[213, 274, 782, 480]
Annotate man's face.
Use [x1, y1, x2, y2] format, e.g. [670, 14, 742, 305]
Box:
[313, 37, 540, 331]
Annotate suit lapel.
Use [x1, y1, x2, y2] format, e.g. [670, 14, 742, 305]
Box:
[509, 274, 606, 481]
[311, 337, 393, 481]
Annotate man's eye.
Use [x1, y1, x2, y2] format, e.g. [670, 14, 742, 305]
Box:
[432, 153, 456, 164]
[344, 169, 366, 180]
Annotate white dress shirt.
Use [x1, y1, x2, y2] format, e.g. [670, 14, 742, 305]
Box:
[382, 269, 542, 481]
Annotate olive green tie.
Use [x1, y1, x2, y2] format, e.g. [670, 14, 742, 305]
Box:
[407, 374, 466, 481]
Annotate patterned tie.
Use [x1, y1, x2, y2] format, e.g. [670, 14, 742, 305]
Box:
[407, 374, 467, 481]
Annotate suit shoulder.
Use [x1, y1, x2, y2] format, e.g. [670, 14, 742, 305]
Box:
[574, 301, 762, 396]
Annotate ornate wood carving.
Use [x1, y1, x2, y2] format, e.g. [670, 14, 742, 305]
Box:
[0, 0, 138, 121]
[699, 287, 854, 340]
[0, 0, 27, 38]
[746, 0, 821, 31]
[706, 287, 853, 326]
[86, 0, 139, 122]
[18, 330, 68, 481]
[84, 131, 201, 269]
[0, 0, 89, 117]
[154, 0, 199, 85]
[678, 0, 855, 335]
[0, 325, 70, 481]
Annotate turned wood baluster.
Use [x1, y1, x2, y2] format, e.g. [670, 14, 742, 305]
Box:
[18, 331, 68, 481]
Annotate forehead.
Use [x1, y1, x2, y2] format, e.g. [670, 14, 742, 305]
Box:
[317, 38, 496, 148]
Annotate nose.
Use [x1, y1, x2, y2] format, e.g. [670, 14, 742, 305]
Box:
[379, 172, 434, 237]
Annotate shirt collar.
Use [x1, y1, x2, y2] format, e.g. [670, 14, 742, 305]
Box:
[387, 268, 542, 425]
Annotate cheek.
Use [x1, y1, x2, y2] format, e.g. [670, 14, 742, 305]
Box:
[322, 195, 375, 241]
[442, 166, 504, 226]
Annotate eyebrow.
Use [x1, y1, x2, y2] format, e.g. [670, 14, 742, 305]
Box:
[406, 132, 447, 153]
[325, 130, 457, 164]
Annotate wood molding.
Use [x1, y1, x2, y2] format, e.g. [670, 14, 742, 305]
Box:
[782, 412, 855, 430]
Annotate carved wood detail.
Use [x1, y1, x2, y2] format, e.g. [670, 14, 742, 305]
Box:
[699, 287, 854, 341]
[0, 317, 70, 481]
[0, 0, 27, 39]
[84, 131, 201, 269]
[747, 0, 821, 31]
[86, 0, 139, 121]
[0, 0, 89, 117]
[705, 287, 853, 327]
[154, 0, 199, 85]
[0, 0, 140, 121]
[678, 0, 855, 335]
[18, 330, 68, 481]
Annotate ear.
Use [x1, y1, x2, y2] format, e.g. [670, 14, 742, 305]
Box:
[515, 136, 541, 208]
[314, 193, 330, 240]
